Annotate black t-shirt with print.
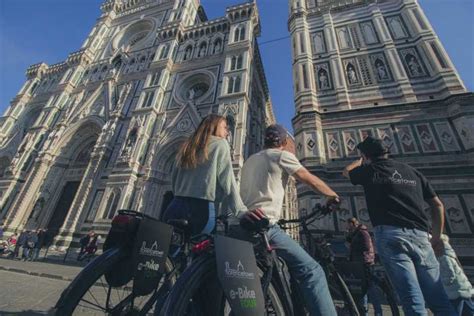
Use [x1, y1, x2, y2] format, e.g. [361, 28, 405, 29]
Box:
[349, 158, 436, 231]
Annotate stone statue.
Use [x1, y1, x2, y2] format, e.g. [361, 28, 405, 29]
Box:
[184, 47, 192, 60]
[407, 56, 422, 76]
[213, 40, 221, 54]
[30, 197, 45, 221]
[199, 44, 206, 57]
[376, 61, 388, 80]
[347, 65, 357, 84]
[122, 128, 138, 157]
[319, 70, 329, 89]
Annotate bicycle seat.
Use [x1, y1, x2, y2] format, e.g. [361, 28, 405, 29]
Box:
[167, 219, 189, 230]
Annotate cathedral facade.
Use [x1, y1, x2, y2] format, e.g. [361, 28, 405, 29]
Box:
[289, 0, 474, 259]
[0, 0, 274, 247]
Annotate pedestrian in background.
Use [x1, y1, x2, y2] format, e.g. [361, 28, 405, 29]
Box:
[31, 229, 45, 261]
[438, 234, 474, 316]
[346, 217, 382, 316]
[14, 230, 27, 259]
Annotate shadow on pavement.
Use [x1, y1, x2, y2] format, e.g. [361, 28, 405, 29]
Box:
[0, 310, 51, 315]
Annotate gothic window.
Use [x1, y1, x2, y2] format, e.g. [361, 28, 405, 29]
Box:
[230, 55, 244, 70]
[227, 76, 242, 94]
[149, 71, 161, 87]
[183, 45, 193, 61]
[234, 24, 246, 42]
[212, 39, 222, 54]
[141, 91, 155, 108]
[159, 44, 170, 59]
[197, 42, 207, 57]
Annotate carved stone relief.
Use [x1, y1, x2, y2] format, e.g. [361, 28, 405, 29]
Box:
[395, 125, 419, 153]
[414, 124, 438, 153]
[441, 195, 471, 234]
[433, 122, 461, 152]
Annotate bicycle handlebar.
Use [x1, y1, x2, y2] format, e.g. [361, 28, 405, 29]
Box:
[278, 203, 333, 227]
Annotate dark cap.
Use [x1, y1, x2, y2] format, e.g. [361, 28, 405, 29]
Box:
[264, 124, 288, 147]
[356, 136, 389, 157]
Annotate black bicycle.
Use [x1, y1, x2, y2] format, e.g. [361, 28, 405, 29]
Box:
[53, 209, 200, 315]
[278, 205, 360, 315]
[279, 206, 400, 316]
[160, 204, 357, 316]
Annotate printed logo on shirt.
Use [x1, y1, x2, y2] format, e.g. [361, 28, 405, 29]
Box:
[372, 169, 417, 186]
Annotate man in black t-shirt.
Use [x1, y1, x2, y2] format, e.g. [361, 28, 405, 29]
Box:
[342, 136, 455, 315]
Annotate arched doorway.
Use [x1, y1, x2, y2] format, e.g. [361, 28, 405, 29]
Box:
[45, 140, 97, 236]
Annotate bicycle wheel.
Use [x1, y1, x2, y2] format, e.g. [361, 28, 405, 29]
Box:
[329, 271, 360, 316]
[367, 276, 400, 316]
[160, 254, 289, 316]
[53, 247, 174, 315]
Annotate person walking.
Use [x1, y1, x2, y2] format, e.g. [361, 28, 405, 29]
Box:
[343, 136, 456, 315]
[346, 217, 382, 316]
[31, 229, 45, 261]
[240, 124, 340, 316]
[438, 234, 474, 316]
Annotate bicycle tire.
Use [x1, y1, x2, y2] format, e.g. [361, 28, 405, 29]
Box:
[329, 271, 360, 316]
[53, 247, 174, 316]
[160, 254, 289, 316]
[370, 276, 400, 316]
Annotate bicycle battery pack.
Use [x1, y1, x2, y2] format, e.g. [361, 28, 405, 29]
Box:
[132, 218, 172, 296]
[215, 235, 265, 316]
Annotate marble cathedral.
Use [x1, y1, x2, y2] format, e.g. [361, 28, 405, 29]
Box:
[0, 0, 275, 247]
[289, 0, 474, 262]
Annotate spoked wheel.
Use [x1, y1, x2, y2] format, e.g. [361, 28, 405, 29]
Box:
[54, 248, 174, 315]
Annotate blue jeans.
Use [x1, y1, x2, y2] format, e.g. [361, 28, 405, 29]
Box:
[374, 225, 456, 316]
[360, 273, 383, 316]
[162, 196, 216, 236]
[268, 225, 336, 316]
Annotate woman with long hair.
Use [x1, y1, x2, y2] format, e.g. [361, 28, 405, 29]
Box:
[162, 114, 247, 235]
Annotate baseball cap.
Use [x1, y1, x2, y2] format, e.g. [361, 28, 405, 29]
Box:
[264, 124, 289, 147]
[356, 136, 389, 157]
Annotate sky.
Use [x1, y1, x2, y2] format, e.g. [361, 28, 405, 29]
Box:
[0, 0, 473, 130]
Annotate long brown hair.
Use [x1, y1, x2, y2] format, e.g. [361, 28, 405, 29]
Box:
[177, 114, 225, 169]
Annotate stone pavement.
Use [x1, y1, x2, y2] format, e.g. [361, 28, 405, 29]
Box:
[0, 257, 83, 282]
[0, 258, 85, 315]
